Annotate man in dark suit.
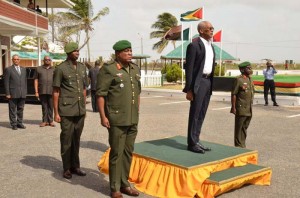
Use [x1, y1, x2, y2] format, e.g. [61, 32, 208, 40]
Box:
[88, 59, 101, 112]
[4, 54, 27, 130]
[183, 21, 216, 154]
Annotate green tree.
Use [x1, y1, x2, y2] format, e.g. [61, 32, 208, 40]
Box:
[165, 64, 182, 83]
[150, 13, 178, 53]
[55, 0, 109, 60]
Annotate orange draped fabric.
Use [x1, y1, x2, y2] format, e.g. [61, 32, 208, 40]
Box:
[97, 148, 267, 198]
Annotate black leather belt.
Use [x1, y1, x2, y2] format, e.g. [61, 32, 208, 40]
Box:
[202, 73, 211, 78]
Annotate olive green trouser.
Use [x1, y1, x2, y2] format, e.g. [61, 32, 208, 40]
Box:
[108, 125, 138, 192]
[234, 115, 252, 148]
[60, 115, 85, 171]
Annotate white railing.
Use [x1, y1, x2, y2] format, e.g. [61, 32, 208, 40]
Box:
[141, 74, 162, 87]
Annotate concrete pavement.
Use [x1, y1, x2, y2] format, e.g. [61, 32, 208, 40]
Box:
[0, 89, 299, 198]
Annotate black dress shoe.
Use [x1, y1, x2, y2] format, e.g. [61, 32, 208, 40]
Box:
[120, 187, 139, 196]
[12, 126, 18, 130]
[264, 103, 268, 106]
[70, 168, 86, 176]
[197, 142, 211, 151]
[273, 103, 279, 106]
[187, 145, 205, 154]
[63, 170, 72, 179]
[17, 124, 26, 129]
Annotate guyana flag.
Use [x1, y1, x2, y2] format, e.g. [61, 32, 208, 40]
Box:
[180, 8, 203, 21]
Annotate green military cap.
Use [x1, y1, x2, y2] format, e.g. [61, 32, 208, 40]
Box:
[238, 61, 251, 68]
[113, 40, 131, 51]
[64, 42, 78, 53]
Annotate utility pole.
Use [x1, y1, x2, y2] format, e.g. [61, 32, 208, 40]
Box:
[138, 33, 143, 54]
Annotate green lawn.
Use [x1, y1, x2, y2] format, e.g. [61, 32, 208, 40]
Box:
[251, 75, 300, 83]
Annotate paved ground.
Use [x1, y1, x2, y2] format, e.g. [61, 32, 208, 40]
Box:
[0, 89, 299, 198]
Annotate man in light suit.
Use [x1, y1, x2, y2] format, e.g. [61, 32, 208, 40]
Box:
[183, 21, 216, 154]
[4, 54, 27, 130]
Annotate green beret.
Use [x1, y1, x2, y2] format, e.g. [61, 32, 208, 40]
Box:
[64, 42, 78, 53]
[238, 61, 251, 68]
[113, 40, 131, 51]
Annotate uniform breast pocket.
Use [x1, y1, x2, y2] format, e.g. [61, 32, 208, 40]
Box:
[61, 97, 74, 106]
[108, 105, 124, 124]
[237, 101, 246, 109]
[63, 74, 76, 85]
[112, 76, 121, 85]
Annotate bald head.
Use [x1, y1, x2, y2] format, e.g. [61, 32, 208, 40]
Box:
[197, 21, 214, 41]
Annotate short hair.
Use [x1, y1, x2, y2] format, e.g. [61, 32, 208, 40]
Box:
[12, 54, 19, 59]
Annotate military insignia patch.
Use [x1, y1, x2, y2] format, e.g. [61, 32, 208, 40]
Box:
[116, 73, 123, 77]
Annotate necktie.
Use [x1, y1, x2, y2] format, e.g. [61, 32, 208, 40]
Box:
[16, 66, 21, 75]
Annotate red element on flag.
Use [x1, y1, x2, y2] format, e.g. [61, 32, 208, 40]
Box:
[213, 30, 222, 42]
[192, 8, 203, 19]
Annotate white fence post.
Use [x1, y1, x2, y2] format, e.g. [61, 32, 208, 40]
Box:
[141, 73, 162, 87]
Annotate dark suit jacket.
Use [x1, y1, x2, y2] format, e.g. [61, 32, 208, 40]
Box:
[4, 65, 27, 98]
[183, 37, 216, 95]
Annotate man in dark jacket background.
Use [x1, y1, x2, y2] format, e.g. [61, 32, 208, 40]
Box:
[4, 54, 27, 130]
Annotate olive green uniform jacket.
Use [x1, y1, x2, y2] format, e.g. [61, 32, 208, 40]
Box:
[53, 60, 88, 116]
[232, 75, 255, 116]
[96, 61, 141, 126]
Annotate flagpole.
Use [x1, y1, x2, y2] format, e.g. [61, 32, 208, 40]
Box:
[181, 22, 184, 89]
[218, 29, 223, 76]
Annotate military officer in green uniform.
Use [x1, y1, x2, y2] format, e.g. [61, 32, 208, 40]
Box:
[53, 42, 88, 179]
[230, 61, 255, 148]
[96, 40, 141, 198]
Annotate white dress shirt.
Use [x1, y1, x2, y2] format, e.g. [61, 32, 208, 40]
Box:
[200, 37, 214, 74]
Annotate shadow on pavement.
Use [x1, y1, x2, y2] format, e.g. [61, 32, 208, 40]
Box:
[23, 119, 41, 125]
[0, 119, 41, 128]
[81, 141, 109, 152]
[0, 121, 12, 129]
[20, 155, 110, 196]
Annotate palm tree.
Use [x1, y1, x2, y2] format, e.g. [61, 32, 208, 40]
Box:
[56, 0, 109, 60]
[150, 13, 178, 53]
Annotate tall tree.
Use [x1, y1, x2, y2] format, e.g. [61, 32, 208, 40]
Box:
[55, 0, 109, 60]
[150, 13, 178, 53]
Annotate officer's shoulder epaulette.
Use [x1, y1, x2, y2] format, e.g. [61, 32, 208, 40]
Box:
[103, 60, 116, 67]
[56, 60, 67, 67]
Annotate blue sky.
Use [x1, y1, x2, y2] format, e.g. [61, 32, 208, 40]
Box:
[81, 0, 300, 63]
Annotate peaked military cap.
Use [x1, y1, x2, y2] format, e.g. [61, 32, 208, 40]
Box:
[113, 40, 131, 51]
[238, 61, 251, 68]
[64, 42, 78, 53]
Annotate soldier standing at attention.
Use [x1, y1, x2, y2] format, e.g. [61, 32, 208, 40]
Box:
[96, 40, 141, 198]
[53, 42, 88, 179]
[230, 61, 255, 148]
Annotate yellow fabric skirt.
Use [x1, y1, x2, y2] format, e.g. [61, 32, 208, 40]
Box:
[98, 148, 263, 198]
